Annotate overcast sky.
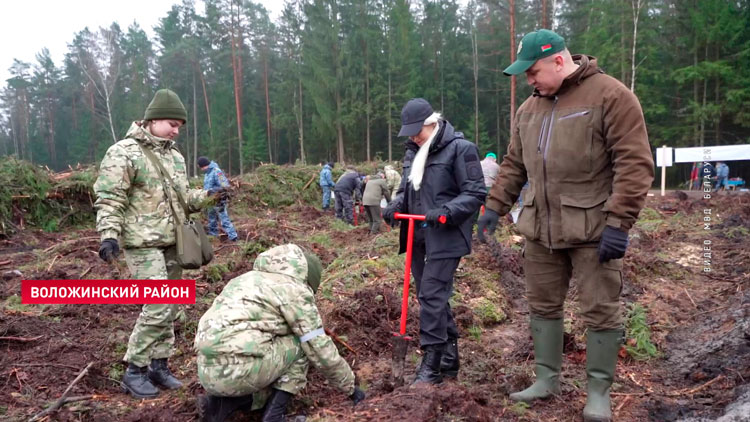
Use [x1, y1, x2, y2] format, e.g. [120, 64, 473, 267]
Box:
[0, 0, 284, 84]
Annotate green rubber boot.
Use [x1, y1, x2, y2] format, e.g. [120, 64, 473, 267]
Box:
[583, 329, 623, 422]
[509, 318, 563, 403]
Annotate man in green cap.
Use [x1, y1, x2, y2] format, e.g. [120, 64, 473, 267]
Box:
[478, 30, 654, 422]
[195, 244, 365, 422]
[94, 89, 222, 399]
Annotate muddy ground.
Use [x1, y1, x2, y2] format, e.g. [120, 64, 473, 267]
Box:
[0, 191, 748, 422]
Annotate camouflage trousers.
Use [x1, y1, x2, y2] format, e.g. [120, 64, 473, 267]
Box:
[207, 203, 238, 240]
[198, 334, 308, 407]
[122, 246, 184, 367]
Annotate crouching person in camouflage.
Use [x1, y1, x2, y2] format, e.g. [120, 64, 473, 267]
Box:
[195, 244, 366, 422]
[94, 89, 214, 399]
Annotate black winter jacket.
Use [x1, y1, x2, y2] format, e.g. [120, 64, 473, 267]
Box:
[334, 170, 361, 195]
[392, 120, 486, 259]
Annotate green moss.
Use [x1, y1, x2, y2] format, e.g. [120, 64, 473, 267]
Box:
[635, 207, 665, 233]
[474, 298, 506, 325]
[468, 325, 483, 341]
[205, 263, 230, 283]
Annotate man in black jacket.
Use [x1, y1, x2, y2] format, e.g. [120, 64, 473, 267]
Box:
[334, 166, 361, 225]
[383, 98, 486, 384]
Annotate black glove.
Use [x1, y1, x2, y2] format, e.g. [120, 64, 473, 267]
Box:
[98, 238, 120, 262]
[598, 226, 629, 263]
[477, 209, 499, 243]
[383, 200, 401, 227]
[424, 207, 448, 227]
[349, 387, 366, 405]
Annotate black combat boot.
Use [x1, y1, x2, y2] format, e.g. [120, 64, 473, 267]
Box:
[121, 363, 159, 399]
[148, 358, 183, 389]
[440, 336, 459, 378]
[198, 394, 254, 422]
[413, 343, 445, 385]
[262, 389, 294, 422]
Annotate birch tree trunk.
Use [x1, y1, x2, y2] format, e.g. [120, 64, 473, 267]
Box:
[630, 0, 643, 92]
[264, 52, 273, 163]
[297, 77, 305, 164]
[388, 70, 392, 162]
[472, 23, 479, 145]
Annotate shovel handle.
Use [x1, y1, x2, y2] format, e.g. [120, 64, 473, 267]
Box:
[392, 213, 445, 336]
[393, 213, 447, 224]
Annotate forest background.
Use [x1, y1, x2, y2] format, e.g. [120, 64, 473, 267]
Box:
[2, 0, 749, 186]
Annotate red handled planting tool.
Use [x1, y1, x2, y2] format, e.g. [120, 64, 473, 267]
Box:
[390, 212, 446, 386]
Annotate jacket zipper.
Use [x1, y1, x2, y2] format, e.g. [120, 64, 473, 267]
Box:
[541, 96, 558, 253]
[558, 110, 590, 120]
[537, 116, 549, 153]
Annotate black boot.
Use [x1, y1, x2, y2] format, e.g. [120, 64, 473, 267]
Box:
[198, 394, 253, 422]
[262, 389, 293, 422]
[440, 337, 459, 378]
[413, 344, 445, 385]
[148, 358, 183, 390]
[121, 363, 159, 399]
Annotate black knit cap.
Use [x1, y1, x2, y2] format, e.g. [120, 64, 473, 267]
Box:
[197, 156, 210, 168]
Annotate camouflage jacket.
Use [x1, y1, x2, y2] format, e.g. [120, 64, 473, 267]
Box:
[194, 244, 356, 395]
[94, 122, 207, 248]
[384, 165, 402, 197]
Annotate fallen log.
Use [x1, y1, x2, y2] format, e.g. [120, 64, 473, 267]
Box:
[0, 335, 43, 342]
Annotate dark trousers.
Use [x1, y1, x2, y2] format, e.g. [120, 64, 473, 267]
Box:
[411, 227, 459, 347]
[365, 205, 382, 234]
[334, 191, 354, 224]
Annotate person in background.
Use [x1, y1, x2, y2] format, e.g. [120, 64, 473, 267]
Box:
[319, 162, 335, 211]
[481, 152, 500, 188]
[362, 171, 391, 234]
[195, 244, 365, 422]
[476, 152, 501, 239]
[479, 29, 654, 422]
[199, 156, 238, 242]
[714, 161, 729, 191]
[334, 166, 361, 225]
[384, 164, 402, 198]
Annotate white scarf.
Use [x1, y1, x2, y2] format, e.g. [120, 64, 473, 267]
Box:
[408, 113, 442, 191]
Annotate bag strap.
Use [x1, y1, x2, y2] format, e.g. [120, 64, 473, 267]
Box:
[136, 142, 191, 222]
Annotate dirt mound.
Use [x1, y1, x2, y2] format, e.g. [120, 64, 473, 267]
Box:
[327, 286, 417, 355]
[349, 382, 492, 422]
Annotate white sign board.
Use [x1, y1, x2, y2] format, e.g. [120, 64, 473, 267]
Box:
[674, 144, 750, 163]
[656, 147, 673, 167]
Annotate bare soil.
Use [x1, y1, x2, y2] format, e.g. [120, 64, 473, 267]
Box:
[1, 192, 748, 422]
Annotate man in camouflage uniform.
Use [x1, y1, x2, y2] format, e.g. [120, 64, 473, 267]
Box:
[383, 164, 402, 198]
[195, 244, 365, 422]
[95, 89, 215, 399]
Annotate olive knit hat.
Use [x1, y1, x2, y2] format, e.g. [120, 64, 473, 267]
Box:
[144, 89, 187, 123]
[302, 250, 323, 293]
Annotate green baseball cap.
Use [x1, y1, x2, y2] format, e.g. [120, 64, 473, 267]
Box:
[503, 29, 566, 76]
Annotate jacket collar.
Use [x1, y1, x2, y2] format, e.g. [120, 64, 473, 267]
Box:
[125, 121, 176, 151]
[405, 120, 456, 154]
[533, 55, 603, 98]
